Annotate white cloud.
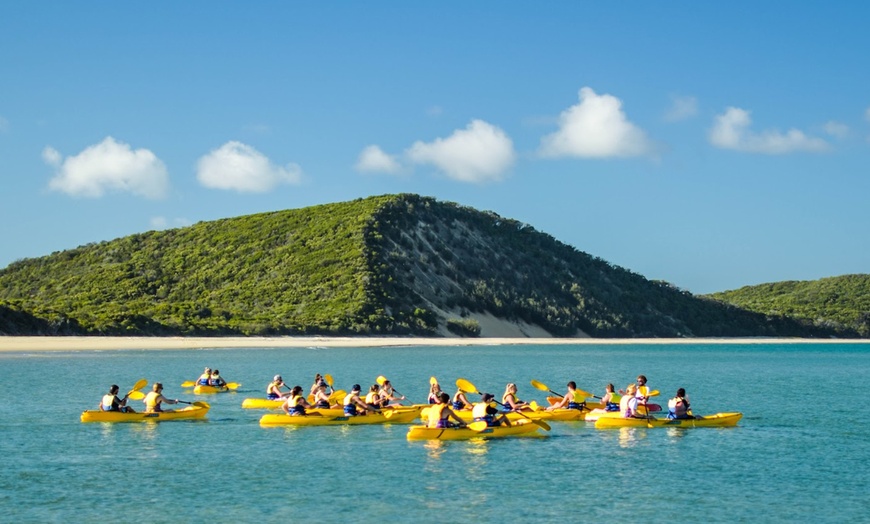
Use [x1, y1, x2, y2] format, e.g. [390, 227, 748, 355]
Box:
[44, 137, 169, 199]
[664, 95, 698, 122]
[150, 216, 191, 230]
[406, 119, 515, 183]
[709, 107, 829, 154]
[196, 141, 302, 193]
[355, 145, 402, 174]
[539, 87, 655, 158]
[823, 121, 849, 139]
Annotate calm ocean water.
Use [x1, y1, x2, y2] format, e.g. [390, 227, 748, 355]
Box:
[1, 342, 868, 522]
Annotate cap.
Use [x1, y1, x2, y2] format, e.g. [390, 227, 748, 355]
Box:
[482, 393, 494, 401]
[319, 380, 327, 387]
[352, 384, 361, 392]
[274, 375, 282, 382]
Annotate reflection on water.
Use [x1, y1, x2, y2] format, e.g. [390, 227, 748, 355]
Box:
[618, 427, 646, 448]
[424, 439, 446, 462]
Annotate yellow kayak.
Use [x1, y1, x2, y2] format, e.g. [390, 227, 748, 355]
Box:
[259, 409, 419, 426]
[81, 403, 210, 423]
[407, 419, 545, 440]
[594, 412, 743, 429]
[420, 406, 582, 422]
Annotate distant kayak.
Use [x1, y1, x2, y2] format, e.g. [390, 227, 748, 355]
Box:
[594, 412, 742, 429]
[81, 403, 210, 423]
[259, 409, 419, 426]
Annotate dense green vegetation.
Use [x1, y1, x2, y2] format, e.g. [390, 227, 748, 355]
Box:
[705, 275, 870, 337]
[0, 193, 862, 338]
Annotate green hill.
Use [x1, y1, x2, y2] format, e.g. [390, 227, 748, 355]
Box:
[0, 194, 855, 338]
[705, 275, 870, 337]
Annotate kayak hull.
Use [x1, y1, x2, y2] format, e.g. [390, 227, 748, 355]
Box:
[407, 420, 544, 440]
[193, 385, 229, 394]
[259, 409, 419, 426]
[594, 412, 743, 429]
[81, 403, 210, 423]
[421, 406, 583, 422]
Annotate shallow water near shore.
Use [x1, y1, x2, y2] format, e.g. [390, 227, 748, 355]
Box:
[1, 342, 868, 522]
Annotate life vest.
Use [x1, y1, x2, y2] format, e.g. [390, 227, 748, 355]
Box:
[427, 403, 448, 428]
[571, 390, 585, 403]
[210, 375, 223, 386]
[144, 391, 162, 412]
[502, 393, 519, 407]
[365, 391, 379, 404]
[197, 373, 210, 385]
[101, 394, 117, 411]
[605, 393, 621, 412]
[668, 396, 690, 419]
[636, 385, 650, 399]
[266, 381, 282, 395]
[472, 402, 494, 420]
[619, 394, 638, 418]
[343, 393, 355, 406]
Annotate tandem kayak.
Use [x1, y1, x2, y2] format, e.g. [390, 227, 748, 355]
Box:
[594, 412, 743, 429]
[420, 406, 583, 422]
[193, 385, 230, 394]
[81, 403, 210, 423]
[406, 419, 545, 440]
[259, 409, 419, 426]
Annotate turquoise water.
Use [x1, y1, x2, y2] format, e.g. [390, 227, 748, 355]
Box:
[1, 343, 868, 522]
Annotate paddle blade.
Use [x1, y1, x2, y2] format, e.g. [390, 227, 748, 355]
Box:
[226, 382, 240, 390]
[324, 374, 334, 387]
[575, 388, 595, 398]
[649, 390, 660, 397]
[193, 401, 210, 409]
[456, 378, 478, 395]
[529, 400, 541, 411]
[531, 418, 551, 431]
[181, 381, 196, 388]
[376, 375, 388, 386]
[383, 409, 394, 419]
[467, 421, 488, 432]
[429, 376, 438, 386]
[330, 390, 347, 403]
[127, 391, 145, 400]
[530, 379, 549, 392]
[131, 378, 148, 392]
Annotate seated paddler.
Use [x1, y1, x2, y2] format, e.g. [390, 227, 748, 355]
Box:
[427, 392, 466, 429]
[283, 386, 313, 416]
[547, 381, 585, 411]
[472, 393, 510, 427]
[100, 384, 134, 413]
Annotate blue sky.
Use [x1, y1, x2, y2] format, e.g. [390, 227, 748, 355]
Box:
[1, 3, 868, 294]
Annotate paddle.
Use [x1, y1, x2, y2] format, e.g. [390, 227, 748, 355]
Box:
[456, 378, 550, 431]
[128, 391, 145, 400]
[324, 374, 335, 392]
[225, 382, 240, 390]
[176, 400, 209, 408]
[329, 389, 347, 403]
[181, 381, 196, 388]
[430, 376, 438, 386]
[530, 379, 598, 399]
[467, 420, 489, 432]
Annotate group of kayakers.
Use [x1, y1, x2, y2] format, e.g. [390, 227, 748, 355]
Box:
[195, 367, 227, 387]
[98, 382, 180, 414]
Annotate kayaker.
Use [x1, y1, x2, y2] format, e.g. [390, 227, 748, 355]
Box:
[366, 384, 387, 408]
[312, 383, 332, 408]
[452, 388, 472, 411]
[310, 374, 331, 396]
[283, 386, 313, 416]
[379, 380, 406, 406]
[546, 381, 585, 411]
[427, 392, 466, 428]
[635, 375, 651, 405]
[667, 388, 693, 419]
[601, 384, 620, 412]
[209, 370, 227, 388]
[266, 375, 288, 400]
[502, 383, 531, 412]
[343, 384, 372, 416]
[196, 367, 212, 386]
[427, 382, 444, 405]
[619, 384, 640, 418]
[99, 385, 134, 413]
[143, 383, 179, 413]
[472, 393, 510, 427]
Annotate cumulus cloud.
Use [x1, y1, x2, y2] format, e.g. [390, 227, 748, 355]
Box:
[196, 141, 302, 193]
[44, 137, 169, 199]
[823, 121, 849, 139]
[355, 145, 402, 174]
[709, 107, 829, 154]
[539, 87, 655, 158]
[664, 95, 698, 122]
[406, 119, 515, 183]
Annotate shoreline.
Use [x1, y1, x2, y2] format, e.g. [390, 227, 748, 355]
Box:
[1, 335, 868, 352]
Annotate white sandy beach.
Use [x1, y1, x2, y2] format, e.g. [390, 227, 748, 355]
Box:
[0, 335, 866, 352]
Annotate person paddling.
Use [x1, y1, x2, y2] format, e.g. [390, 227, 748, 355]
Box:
[343, 384, 372, 416]
[502, 383, 531, 412]
[667, 388, 694, 420]
[472, 393, 510, 427]
[452, 387, 472, 411]
[283, 386, 313, 416]
[427, 382, 444, 405]
[143, 383, 179, 413]
[619, 384, 640, 418]
[547, 381, 586, 411]
[266, 375, 288, 400]
[100, 385, 134, 413]
[196, 367, 212, 386]
[311, 382, 332, 408]
[379, 380, 405, 406]
[601, 383, 620, 412]
[366, 384, 387, 409]
[427, 392, 466, 428]
[209, 370, 227, 388]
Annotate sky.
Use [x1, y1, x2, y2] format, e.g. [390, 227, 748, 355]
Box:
[1, 3, 868, 294]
